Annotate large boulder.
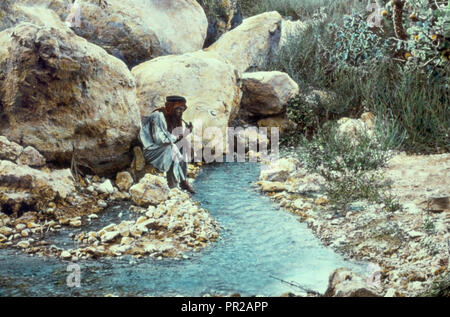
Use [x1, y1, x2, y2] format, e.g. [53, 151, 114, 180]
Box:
[206, 11, 283, 73]
[57, 0, 163, 68]
[324, 268, 381, 297]
[0, 1, 69, 31]
[129, 174, 170, 207]
[240, 71, 299, 116]
[0, 136, 23, 161]
[1, 0, 208, 68]
[0, 22, 141, 175]
[259, 158, 298, 182]
[0, 160, 75, 214]
[132, 50, 242, 150]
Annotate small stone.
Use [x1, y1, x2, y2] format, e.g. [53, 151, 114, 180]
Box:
[121, 236, 134, 245]
[60, 250, 72, 260]
[15, 223, 26, 231]
[407, 231, 425, 239]
[0, 214, 11, 227]
[17, 241, 30, 249]
[0, 233, 7, 243]
[69, 218, 82, 227]
[26, 222, 39, 229]
[115, 171, 134, 192]
[0, 136, 23, 161]
[97, 200, 107, 208]
[314, 197, 328, 205]
[96, 180, 115, 195]
[384, 288, 399, 297]
[88, 214, 99, 220]
[101, 231, 120, 243]
[17, 146, 46, 167]
[20, 229, 31, 237]
[58, 218, 70, 225]
[0, 226, 13, 237]
[257, 181, 287, 192]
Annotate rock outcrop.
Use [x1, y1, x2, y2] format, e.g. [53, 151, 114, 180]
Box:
[0, 22, 141, 175]
[0, 1, 69, 32]
[1, 0, 208, 68]
[132, 50, 242, 149]
[0, 160, 75, 215]
[206, 11, 283, 73]
[240, 71, 299, 116]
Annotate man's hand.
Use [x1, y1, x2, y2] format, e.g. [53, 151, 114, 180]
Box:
[176, 134, 184, 143]
[186, 121, 193, 132]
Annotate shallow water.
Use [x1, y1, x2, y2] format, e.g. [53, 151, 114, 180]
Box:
[0, 162, 366, 296]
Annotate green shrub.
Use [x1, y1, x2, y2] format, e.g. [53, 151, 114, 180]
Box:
[329, 10, 391, 67]
[295, 122, 400, 210]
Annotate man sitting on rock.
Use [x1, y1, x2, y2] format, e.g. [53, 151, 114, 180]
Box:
[139, 96, 195, 194]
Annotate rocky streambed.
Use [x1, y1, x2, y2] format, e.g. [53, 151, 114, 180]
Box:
[0, 162, 368, 297]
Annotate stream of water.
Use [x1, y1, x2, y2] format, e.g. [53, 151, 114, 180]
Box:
[0, 162, 366, 296]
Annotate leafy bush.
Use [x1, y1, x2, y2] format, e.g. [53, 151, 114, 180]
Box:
[295, 122, 400, 210]
[298, 122, 395, 173]
[382, 0, 450, 74]
[329, 10, 391, 67]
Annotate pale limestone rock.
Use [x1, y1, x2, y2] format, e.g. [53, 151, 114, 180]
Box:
[241, 71, 299, 116]
[115, 171, 134, 192]
[260, 158, 297, 182]
[325, 268, 381, 297]
[0, 136, 23, 161]
[120, 236, 134, 246]
[0, 160, 75, 213]
[129, 174, 170, 207]
[132, 50, 242, 150]
[60, 250, 72, 260]
[257, 181, 287, 192]
[1, 0, 207, 68]
[0, 214, 10, 226]
[101, 231, 120, 244]
[0, 22, 140, 175]
[0, 226, 13, 237]
[17, 146, 46, 167]
[336, 112, 376, 142]
[0, 1, 69, 31]
[96, 180, 115, 195]
[206, 11, 283, 73]
[69, 218, 82, 228]
[16, 241, 30, 249]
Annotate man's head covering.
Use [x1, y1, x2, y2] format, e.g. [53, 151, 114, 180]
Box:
[165, 95, 187, 115]
[166, 96, 186, 103]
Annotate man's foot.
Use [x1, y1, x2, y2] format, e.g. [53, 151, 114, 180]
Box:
[181, 180, 196, 194]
